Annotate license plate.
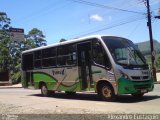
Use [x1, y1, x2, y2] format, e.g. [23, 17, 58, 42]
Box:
[141, 89, 147, 93]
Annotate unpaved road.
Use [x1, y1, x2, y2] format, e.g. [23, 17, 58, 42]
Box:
[0, 84, 160, 115]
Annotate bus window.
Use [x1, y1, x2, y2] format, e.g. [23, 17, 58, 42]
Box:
[57, 44, 76, 66]
[42, 58, 57, 67]
[42, 47, 56, 58]
[92, 39, 111, 68]
[22, 53, 33, 70]
[42, 47, 57, 67]
[34, 60, 41, 68]
[34, 51, 42, 69]
[35, 50, 42, 59]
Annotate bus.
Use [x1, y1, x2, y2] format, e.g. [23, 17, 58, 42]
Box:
[21, 35, 154, 101]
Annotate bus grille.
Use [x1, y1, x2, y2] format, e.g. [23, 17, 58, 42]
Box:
[143, 76, 149, 79]
[131, 76, 149, 80]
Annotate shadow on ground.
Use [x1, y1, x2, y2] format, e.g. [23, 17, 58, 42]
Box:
[28, 92, 160, 103]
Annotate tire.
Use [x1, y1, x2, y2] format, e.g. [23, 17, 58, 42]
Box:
[40, 83, 53, 97]
[131, 93, 144, 98]
[98, 83, 116, 102]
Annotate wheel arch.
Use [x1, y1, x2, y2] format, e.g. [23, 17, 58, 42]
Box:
[39, 81, 46, 89]
[96, 80, 115, 93]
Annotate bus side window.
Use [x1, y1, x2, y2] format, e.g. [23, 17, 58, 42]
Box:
[92, 39, 111, 69]
[57, 44, 77, 66]
[42, 47, 57, 67]
[34, 51, 42, 69]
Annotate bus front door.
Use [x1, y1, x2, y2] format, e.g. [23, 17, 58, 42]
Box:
[77, 42, 92, 90]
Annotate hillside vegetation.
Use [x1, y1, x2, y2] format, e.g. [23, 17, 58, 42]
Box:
[136, 40, 160, 56]
[136, 40, 160, 71]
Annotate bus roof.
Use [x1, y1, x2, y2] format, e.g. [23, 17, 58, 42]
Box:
[21, 34, 117, 54]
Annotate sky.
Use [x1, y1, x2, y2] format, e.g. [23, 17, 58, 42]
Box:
[0, 0, 160, 45]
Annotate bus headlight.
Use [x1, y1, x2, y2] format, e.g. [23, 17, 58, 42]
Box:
[119, 70, 129, 79]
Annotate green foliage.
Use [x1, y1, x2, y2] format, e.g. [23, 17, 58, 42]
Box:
[0, 12, 10, 30]
[145, 54, 160, 72]
[137, 40, 160, 56]
[26, 28, 46, 47]
[0, 12, 47, 84]
[0, 12, 11, 73]
[157, 56, 160, 70]
[12, 28, 46, 83]
[11, 29, 47, 83]
[137, 40, 160, 71]
[10, 63, 21, 84]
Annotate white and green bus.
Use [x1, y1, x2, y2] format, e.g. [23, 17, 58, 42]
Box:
[21, 35, 154, 101]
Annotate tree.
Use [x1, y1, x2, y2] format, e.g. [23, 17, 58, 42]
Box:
[26, 28, 46, 47]
[157, 56, 160, 70]
[11, 29, 47, 83]
[0, 12, 11, 72]
[0, 12, 47, 83]
[11, 28, 47, 83]
[0, 12, 10, 30]
[9, 41, 23, 83]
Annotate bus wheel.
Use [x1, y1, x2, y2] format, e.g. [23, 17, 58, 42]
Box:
[98, 83, 116, 102]
[41, 84, 52, 97]
[131, 93, 144, 98]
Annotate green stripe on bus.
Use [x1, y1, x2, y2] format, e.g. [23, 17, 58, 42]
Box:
[33, 72, 57, 83]
[33, 72, 82, 91]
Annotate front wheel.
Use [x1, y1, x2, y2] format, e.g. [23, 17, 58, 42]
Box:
[41, 84, 53, 97]
[98, 83, 116, 102]
[131, 93, 144, 98]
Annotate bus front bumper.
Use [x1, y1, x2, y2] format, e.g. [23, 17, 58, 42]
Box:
[117, 77, 154, 95]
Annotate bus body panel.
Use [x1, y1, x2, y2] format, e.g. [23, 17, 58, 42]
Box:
[118, 77, 154, 95]
[91, 65, 117, 94]
[23, 66, 80, 92]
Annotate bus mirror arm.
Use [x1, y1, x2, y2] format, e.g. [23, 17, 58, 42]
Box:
[104, 57, 111, 70]
[105, 66, 111, 70]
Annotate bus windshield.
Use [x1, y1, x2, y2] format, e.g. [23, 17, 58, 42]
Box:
[102, 36, 147, 66]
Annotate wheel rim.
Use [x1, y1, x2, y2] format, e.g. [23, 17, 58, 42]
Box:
[42, 85, 47, 95]
[102, 86, 112, 98]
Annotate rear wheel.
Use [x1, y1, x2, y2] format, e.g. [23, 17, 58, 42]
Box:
[98, 83, 116, 102]
[41, 83, 53, 97]
[131, 93, 144, 98]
